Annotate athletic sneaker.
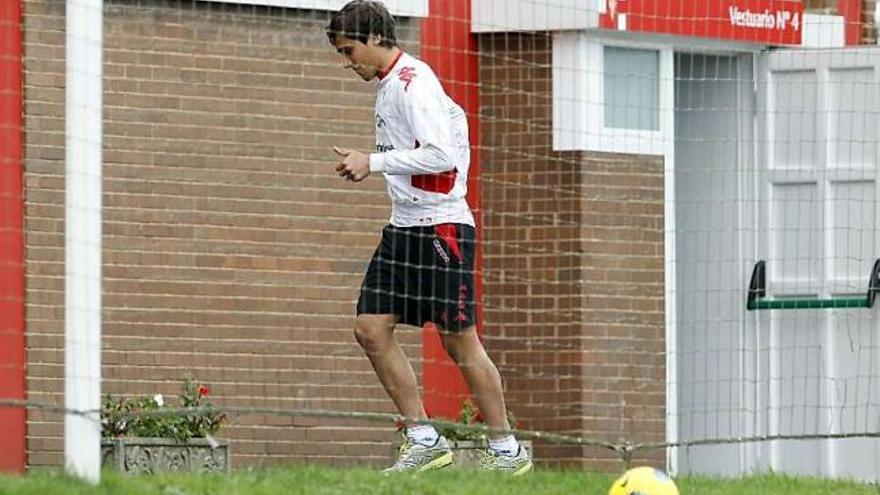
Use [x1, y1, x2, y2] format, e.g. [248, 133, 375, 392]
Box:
[479, 443, 533, 476]
[383, 435, 454, 474]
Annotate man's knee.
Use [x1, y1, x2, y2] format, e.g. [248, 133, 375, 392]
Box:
[439, 326, 478, 363]
[354, 316, 394, 352]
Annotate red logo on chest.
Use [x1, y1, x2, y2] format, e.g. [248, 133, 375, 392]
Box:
[397, 66, 417, 91]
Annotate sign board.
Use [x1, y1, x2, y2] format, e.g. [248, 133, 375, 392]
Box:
[600, 0, 804, 45]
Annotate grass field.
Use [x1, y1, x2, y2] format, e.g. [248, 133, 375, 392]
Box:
[1, 466, 878, 495]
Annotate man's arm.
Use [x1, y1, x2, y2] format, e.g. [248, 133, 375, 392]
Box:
[370, 74, 458, 176]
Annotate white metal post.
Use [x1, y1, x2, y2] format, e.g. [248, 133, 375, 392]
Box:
[65, 0, 102, 484]
[660, 47, 678, 476]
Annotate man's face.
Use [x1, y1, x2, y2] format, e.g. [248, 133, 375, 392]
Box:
[333, 36, 378, 81]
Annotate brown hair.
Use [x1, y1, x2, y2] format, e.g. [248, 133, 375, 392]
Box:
[326, 1, 398, 48]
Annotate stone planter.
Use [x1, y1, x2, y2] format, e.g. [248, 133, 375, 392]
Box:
[391, 437, 533, 469]
[101, 437, 230, 474]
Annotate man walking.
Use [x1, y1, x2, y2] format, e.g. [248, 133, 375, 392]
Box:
[326, 0, 532, 475]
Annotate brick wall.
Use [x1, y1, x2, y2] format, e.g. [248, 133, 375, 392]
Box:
[22, 0, 667, 472]
[478, 33, 666, 469]
[24, 0, 420, 468]
[804, 0, 838, 13]
[864, 0, 878, 43]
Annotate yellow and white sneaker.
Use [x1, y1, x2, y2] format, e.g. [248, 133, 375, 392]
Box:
[383, 436, 454, 474]
[479, 443, 533, 476]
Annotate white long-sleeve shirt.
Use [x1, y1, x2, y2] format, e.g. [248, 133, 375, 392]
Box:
[369, 52, 475, 227]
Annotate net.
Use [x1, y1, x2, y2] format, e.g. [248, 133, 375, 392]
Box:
[2, 0, 879, 482]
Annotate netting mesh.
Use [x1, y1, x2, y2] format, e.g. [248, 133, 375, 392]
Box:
[1, 0, 879, 480]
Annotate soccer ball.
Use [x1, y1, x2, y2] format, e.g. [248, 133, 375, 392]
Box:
[608, 466, 680, 495]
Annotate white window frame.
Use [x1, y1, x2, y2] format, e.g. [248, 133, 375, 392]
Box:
[201, 0, 428, 17]
[553, 32, 673, 155]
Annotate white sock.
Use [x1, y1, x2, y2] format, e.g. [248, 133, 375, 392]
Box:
[406, 424, 439, 446]
[489, 435, 518, 456]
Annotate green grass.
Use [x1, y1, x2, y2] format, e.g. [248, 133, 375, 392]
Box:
[0, 466, 877, 495]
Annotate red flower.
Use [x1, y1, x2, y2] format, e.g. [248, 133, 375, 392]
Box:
[198, 385, 209, 397]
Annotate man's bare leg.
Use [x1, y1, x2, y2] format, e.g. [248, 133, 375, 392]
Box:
[354, 314, 426, 422]
[440, 326, 532, 474]
[355, 314, 453, 473]
[439, 326, 509, 434]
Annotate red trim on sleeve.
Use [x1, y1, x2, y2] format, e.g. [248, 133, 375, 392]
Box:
[412, 169, 457, 194]
[411, 140, 458, 194]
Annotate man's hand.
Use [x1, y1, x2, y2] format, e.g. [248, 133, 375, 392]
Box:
[333, 146, 371, 182]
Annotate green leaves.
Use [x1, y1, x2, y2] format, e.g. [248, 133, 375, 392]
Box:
[433, 399, 518, 442]
[100, 376, 227, 442]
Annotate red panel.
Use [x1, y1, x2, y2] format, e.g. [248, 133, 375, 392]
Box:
[600, 0, 805, 46]
[412, 170, 457, 195]
[837, 0, 862, 45]
[0, 0, 25, 473]
[420, 0, 481, 421]
[433, 224, 462, 262]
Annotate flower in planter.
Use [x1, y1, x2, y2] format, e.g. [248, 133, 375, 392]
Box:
[101, 375, 227, 443]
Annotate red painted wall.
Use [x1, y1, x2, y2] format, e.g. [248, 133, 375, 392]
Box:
[839, 0, 863, 45]
[0, 0, 26, 473]
[420, 0, 482, 421]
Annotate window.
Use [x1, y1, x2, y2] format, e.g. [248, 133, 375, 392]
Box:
[604, 46, 660, 131]
[553, 33, 671, 154]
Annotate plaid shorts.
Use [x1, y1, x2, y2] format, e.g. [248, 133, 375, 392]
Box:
[357, 223, 476, 332]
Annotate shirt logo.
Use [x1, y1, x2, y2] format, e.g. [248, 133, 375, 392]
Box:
[397, 66, 417, 92]
[375, 114, 387, 128]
